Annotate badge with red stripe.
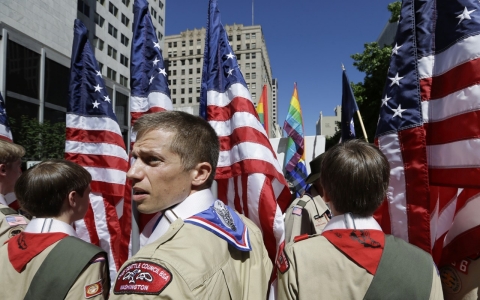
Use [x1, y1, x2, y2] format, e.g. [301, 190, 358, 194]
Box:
[113, 261, 172, 295]
[85, 280, 103, 298]
[276, 241, 290, 273]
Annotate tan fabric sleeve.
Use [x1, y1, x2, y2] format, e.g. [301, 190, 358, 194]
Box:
[442, 257, 480, 300]
[284, 198, 307, 243]
[429, 264, 444, 300]
[277, 243, 298, 300]
[0, 211, 27, 245]
[66, 258, 109, 300]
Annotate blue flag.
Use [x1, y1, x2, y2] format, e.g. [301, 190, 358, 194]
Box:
[0, 92, 12, 142]
[341, 68, 359, 142]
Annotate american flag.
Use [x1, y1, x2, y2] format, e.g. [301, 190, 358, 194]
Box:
[200, 0, 291, 265]
[66, 19, 129, 280]
[0, 93, 13, 142]
[128, 0, 172, 248]
[374, 0, 480, 266]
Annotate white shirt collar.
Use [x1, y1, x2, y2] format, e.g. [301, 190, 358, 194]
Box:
[322, 213, 382, 232]
[0, 194, 7, 206]
[25, 218, 78, 237]
[144, 189, 216, 246]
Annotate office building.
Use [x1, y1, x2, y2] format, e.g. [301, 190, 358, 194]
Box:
[316, 105, 341, 137]
[0, 0, 166, 147]
[164, 24, 280, 137]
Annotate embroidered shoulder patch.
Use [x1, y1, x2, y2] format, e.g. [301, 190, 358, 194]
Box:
[293, 234, 309, 243]
[276, 241, 290, 274]
[85, 279, 103, 298]
[6, 216, 27, 227]
[292, 206, 303, 216]
[114, 261, 172, 295]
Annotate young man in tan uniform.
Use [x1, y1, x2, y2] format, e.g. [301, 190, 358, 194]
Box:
[277, 140, 444, 300]
[110, 111, 272, 299]
[441, 254, 480, 300]
[284, 153, 330, 242]
[0, 140, 28, 243]
[0, 160, 109, 299]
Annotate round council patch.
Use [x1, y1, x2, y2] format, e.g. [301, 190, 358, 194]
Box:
[440, 266, 461, 294]
[114, 261, 172, 295]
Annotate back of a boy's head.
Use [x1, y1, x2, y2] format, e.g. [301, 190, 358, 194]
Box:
[0, 140, 25, 165]
[320, 140, 390, 217]
[15, 159, 91, 217]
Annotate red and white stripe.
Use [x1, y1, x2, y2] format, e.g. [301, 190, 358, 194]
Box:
[65, 113, 128, 281]
[0, 124, 12, 142]
[376, 32, 480, 264]
[207, 82, 291, 263]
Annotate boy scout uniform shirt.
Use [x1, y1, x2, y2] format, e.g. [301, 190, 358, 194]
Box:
[284, 186, 330, 243]
[0, 218, 109, 299]
[441, 254, 480, 300]
[277, 214, 444, 300]
[0, 201, 28, 244]
[111, 189, 272, 300]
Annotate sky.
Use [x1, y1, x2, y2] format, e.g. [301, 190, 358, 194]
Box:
[164, 0, 396, 136]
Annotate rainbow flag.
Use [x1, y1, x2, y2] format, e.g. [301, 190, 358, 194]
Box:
[283, 83, 308, 195]
[255, 84, 269, 135]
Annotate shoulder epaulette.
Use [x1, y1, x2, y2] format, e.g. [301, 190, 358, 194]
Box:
[0, 207, 18, 216]
[293, 234, 310, 243]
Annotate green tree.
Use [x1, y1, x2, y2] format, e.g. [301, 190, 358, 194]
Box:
[9, 116, 66, 161]
[325, 1, 400, 148]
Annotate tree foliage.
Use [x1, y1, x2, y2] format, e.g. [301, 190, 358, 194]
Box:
[9, 116, 66, 161]
[388, 2, 402, 23]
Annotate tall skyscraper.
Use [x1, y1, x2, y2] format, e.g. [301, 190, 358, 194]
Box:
[0, 0, 166, 147]
[164, 24, 280, 137]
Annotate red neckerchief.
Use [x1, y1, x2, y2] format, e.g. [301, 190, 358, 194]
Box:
[322, 229, 385, 275]
[7, 232, 68, 272]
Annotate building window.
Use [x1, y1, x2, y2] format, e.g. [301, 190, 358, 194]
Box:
[251, 92, 256, 100]
[228, 35, 232, 42]
[181, 69, 185, 75]
[247, 83, 250, 89]
[188, 97, 192, 103]
[173, 79, 177, 85]
[150, 7, 157, 19]
[158, 16, 163, 26]
[181, 78, 185, 84]
[246, 44, 250, 50]
[122, 0, 130, 7]
[196, 58, 201, 63]
[252, 62, 256, 69]
[197, 39, 201, 45]
[189, 50, 193, 55]
[251, 33, 256, 39]
[246, 53, 250, 59]
[245, 63, 250, 69]
[188, 59, 193, 65]
[173, 70, 177, 76]
[189, 40, 193, 46]
[252, 72, 256, 79]
[159, 0, 164, 9]
[197, 49, 201, 55]
[182, 41, 186, 47]
[252, 43, 256, 49]
[196, 68, 200, 74]
[181, 51, 186, 56]
[237, 35, 241, 41]
[168, 42, 172, 48]
[196, 77, 200, 84]
[189, 69, 193, 75]
[107, 46, 117, 60]
[173, 51, 177, 57]
[97, 0, 105, 5]
[108, 24, 118, 38]
[158, 31, 163, 40]
[236, 45, 240, 50]
[121, 14, 130, 27]
[245, 73, 250, 79]
[251, 83, 256, 89]
[107, 67, 116, 81]
[172, 98, 176, 104]
[172, 89, 176, 95]
[98, 62, 103, 72]
[196, 87, 200, 93]
[181, 88, 185, 94]
[93, 37, 104, 50]
[172, 61, 177, 66]
[196, 97, 200, 103]
[173, 42, 177, 47]
[78, 0, 90, 17]
[109, 2, 118, 16]
[181, 98, 185, 104]
[181, 60, 185, 66]
[120, 54, 129, 67]
[246, 33, 250, 39]
[121, 34, 129, 46]
[120, 75, 128, 87]
[188, 78, 192, 84]
[188, 88, 192, 94]
[252, 53, 256, 59]
[94, 13, 105, 27]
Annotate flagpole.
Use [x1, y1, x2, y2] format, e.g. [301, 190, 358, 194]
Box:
[356, 110, 369, 142]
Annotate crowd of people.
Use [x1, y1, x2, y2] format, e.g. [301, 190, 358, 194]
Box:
[0, 111, 476, 299]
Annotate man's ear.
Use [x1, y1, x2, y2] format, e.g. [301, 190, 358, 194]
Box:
[191, 162, 212, 187]
[67, 190, 77, 209]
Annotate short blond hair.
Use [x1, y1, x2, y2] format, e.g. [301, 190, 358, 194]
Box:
[0, 140, 25, 165]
